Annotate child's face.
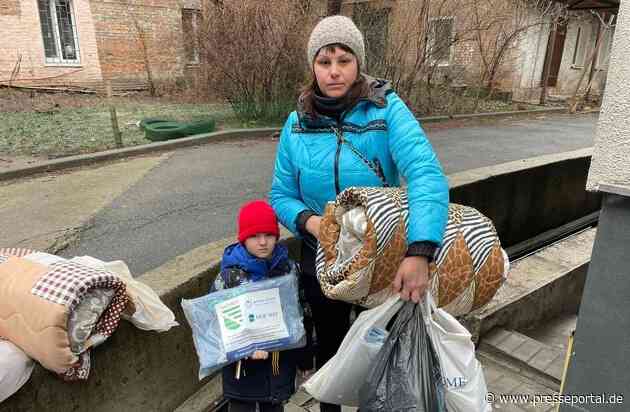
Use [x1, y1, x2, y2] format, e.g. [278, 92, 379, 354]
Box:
[244, 233, 277, 259]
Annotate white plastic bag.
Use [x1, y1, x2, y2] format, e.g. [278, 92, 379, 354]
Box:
[423, 293, 491, 412]
[303, 296, 403, 406]
[0, 339, 35, 403]
[71, 256, 178, 332]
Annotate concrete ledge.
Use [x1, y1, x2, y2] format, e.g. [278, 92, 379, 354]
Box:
[480, 328, 564, 388]
[173, 375, 223, 412]
[420, 107, 567, 123]
[0, 151, 599, 411]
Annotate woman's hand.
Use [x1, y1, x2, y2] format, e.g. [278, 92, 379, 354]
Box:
[392, 256, 430, 303]
[300, 368, 315, 379]
[250, 350, 269, 360]
[305, 215, 323, 240]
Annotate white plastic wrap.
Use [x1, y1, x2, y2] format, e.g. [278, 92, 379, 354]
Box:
[181, 273, 306, 379]
[0, 339, 34, 403]
[71, 256, 178, 332]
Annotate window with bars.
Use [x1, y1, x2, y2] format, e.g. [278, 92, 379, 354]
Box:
[37, 0, 81, 65]
[353, 4, 390, 73]
[427, 17, 454, 66]
[182, 9, 201, 64]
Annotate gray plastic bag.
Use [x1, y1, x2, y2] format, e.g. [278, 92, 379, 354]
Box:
[359, 301, 446, 412]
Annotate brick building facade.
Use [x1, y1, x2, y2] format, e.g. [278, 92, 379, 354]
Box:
[0, 0, 199, 92]
[0, 0, 615, 100]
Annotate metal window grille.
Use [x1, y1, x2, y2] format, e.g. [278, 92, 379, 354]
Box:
[428, 17, 454, 66]
[37, 0, 81, 65]
[353, 4, 390, 73]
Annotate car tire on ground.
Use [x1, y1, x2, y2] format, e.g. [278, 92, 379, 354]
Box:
[143, 118, 216, 142]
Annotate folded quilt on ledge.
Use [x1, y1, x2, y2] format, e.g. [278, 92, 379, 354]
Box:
[316, 187, 509, 315]
[0, 248, 129, 381]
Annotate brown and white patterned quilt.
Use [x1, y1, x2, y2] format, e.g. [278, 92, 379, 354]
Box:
[316, 187, 509, 315]
[0, 248, 128, 381]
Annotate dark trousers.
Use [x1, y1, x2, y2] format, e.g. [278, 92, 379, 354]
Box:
[301, 242, 354, 412]
[228, 399, 283, 412]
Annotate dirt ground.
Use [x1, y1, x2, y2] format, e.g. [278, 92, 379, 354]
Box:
[0, 86, 204, 113]
[0, 154, 46, 170]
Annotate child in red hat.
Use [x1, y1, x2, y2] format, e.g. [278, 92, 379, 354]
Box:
[211, 200, 312, 412]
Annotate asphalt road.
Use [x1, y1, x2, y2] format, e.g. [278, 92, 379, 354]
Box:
[61, 113, 597, 275]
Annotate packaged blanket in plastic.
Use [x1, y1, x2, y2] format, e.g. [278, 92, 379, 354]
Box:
[181, 273, 305, 379]
[316, 187, 510, 315]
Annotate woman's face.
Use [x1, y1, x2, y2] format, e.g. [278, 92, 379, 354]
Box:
[313, 46, 359, 98]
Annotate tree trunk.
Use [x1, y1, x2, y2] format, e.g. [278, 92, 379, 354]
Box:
[327, 0, 342, 16]
[540, 22, 558, 105]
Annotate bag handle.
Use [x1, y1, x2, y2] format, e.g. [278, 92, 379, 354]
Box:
[422, 291, 437, 325]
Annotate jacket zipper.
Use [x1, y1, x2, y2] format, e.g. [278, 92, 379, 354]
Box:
[296, 170, 302, 200]
[333, 125, 343, 195]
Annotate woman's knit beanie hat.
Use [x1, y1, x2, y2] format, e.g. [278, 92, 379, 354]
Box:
[307, 15, 366, 68]
[238, 200, 280, 243]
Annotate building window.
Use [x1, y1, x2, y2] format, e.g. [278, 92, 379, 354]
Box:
[182, 9, 201, 64]
[428, 17, 454, 66]
[571, 26, 587, 68]
[353, 4, 390, 72]
[596, 27, 614, 69]
[37, 0, 81, 65]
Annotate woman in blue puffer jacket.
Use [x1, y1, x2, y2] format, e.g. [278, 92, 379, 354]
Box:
[269, 15, 449, 412]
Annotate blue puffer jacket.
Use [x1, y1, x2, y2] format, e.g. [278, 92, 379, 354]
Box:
[269, 76, 449, 246]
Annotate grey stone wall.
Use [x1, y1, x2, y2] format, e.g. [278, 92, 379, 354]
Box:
[587, 2, 630, 194]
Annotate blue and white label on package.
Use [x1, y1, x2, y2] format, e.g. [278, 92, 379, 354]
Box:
[216, 288, 290, 361]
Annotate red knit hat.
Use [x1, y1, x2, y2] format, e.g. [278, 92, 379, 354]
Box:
[238, 200, 280, 243]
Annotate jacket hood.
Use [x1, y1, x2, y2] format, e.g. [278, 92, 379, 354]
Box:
[220, 242, 289, 282]
[297, 74, 392, 128]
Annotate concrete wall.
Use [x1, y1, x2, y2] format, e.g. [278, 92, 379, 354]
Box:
[449, 149, 601, 247]
[511, 9, 550, 103]
[0, 0, 104, 88]
[586, 0, 629, 195]
[0, 150, 600, 411]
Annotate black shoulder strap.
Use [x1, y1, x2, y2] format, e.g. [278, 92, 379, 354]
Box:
[332, 126, 390, 188]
